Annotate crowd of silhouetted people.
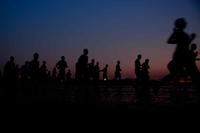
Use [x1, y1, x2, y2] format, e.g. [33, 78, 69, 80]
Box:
[0, 18, 200, 105]
[0, 49, 154, 85]
[1, 49, 111, 84]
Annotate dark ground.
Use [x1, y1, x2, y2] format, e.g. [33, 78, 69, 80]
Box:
[0, 79, 199, 114]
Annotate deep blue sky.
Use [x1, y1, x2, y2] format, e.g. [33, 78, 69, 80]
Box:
[0, 0, 200, 79]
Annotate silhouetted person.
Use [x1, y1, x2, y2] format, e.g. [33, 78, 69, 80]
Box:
[94, 62, 100, 81]
[76, 49, 89, 80]
[66, 69, 72, 80]
[29, 53, 40, 99]
[135, 54, 142, 81]
[3, 56, 18, 102]
[101, 64, 108, 81]
[56, 56, 68, 81]
[187, 44, 199, 80]
[52, 67, 57, 80]
[4, 56, 17, 81]
[30, 53, 40, 81]
[167, 18, 196, 79]
[20, 61, 31, 100]
[39, 61, 48, 98]
[40, 61, 48, 81]
[88, 59, 95, 80]
[141, 59, 150, 82]
[136, 59, 151, 105]
[115, 61, 121, 80]
[75, 49, 90, 104]
[21, 61, 30, 80]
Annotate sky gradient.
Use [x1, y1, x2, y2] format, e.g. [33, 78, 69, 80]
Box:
[0, 0, 200, 79]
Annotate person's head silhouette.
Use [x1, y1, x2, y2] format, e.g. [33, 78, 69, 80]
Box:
[33, 53, 39, 60]
[117, 60, 120, 65]
[175, 18, 187, 30]
[61, 56, 65, 61]
[83, 49, 88, 55]
[10, 56, 14, 62]
[137, 54, 142, 59]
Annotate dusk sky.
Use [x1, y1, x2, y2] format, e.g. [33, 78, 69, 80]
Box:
[0, 0, 200, 79]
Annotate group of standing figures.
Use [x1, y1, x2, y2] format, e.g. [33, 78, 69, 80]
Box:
[1, 49, 123, 83]
[75, 48, 120, 81]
